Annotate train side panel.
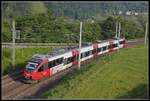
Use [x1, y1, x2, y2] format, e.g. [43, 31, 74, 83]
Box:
[81, 46, 93, 62]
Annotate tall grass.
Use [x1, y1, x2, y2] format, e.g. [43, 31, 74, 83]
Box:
[41, 44, 148, 99]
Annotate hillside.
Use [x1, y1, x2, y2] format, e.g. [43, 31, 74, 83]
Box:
[1, 1, 148, 43]
[42, 44, 148, 99]
[44, 1, 148, 20]
[2, 1, 148, 19]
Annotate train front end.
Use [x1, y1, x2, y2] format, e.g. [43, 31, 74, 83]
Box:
[23, 55, 43, 83]
[23, 62, 38, 83]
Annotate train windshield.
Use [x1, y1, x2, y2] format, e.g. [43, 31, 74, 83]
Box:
[26, 62, 38, 72]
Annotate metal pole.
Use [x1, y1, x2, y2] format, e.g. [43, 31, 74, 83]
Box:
[115, 22, 118, 38]
[12, 20, 16, 69]
[144, 21, 148, 44]
[78, 22, 82, 70]
[117, 22, 121, 52]
[118, 22, 121, 39]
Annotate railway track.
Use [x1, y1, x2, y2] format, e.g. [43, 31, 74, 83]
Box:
[2, 64, 79, 99]
[11, 66, 79, 99]
[2, 70, 22, 85]
[2, 38, 146, 99]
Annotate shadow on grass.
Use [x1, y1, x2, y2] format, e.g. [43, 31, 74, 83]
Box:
[117, 84, 149, 99]
[23, 59, 100, 99]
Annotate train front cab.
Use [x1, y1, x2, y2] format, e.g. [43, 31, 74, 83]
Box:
[23, 59, 52, 83]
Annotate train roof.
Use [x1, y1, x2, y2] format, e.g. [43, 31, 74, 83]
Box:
[30, 38, 125, 62]
[29, 56, 43, 63]
[29, 54, 53, 63]
[96, 38, 124, 43]
[29, 46, 78, 61]
[51, 43, 91, 55]
[29, 44, 91, 61]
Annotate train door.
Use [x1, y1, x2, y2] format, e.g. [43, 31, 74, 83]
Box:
[72, 50, 79, 65]
[92, 44, 98, 58]
[63, 57, 73, 70]
[32, 60, 49, 80]
[39, 63, 49, 73]
[122, 39, 126, 48]
[51, 58, 64, 75]
[109, 40, 113, 52]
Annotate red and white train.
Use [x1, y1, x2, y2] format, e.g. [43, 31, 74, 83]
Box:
[23, 38, 126, 82]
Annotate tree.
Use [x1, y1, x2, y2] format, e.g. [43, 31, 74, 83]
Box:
[100, 16, 116, 39]
[2, 18, 12, 42]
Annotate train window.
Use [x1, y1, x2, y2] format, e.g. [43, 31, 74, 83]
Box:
[69, 57, 73, 63]
[48, 60, 57, 68]
[48, 61, 52, 68]
[66, 58, 70, 64]
[26, 63, 38, 72]
[87, 51, 90, 56]
[58, 58, 63, 64]
[38, 63, 49, 72]
[82, 52, 85, 58]
[97, 48, 101, 53]
[43, 64, 48, 70]
[116, 44, 118, 47]
[102, 46, 107, 51]
[123, 40, 125, 44]
[112, 44, 118, 48]
[56, 59, 59, 64]
[86, 51, 90, 56]
[52, 60, 56, 67]
[60, 58, 63, 63]
[81, 53, 83, 58]
[81, 51, 89, 58]
[72, 56, 77, 61]
[83, 51, 87, 57]
[50, 60, 55, 67]
[90, 50, 93, 55]
[119, 40, 125, 44]
[119, 41, 122, 44]
[70, 57, 73, 62]
[85, 52, 87, 57]
[77, 55, 79, 60]
[63, 58, 67, 64]
[48, 58, 60, 67]
[92, 49, 96, 54]
[108, 45, 111, 49]
[55, 59, 59, 65]
[38, 67, 43, 72]
[86, 52, 88, 56]
[84, 52, 86, 57]
[55, 58, 63, 66]
[67, 57, 72, 64]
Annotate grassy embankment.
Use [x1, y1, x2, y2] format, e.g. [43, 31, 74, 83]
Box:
[42, 44, 148, 99]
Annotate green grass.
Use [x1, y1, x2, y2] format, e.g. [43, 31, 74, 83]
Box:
[2, 48, 53, 75]
[41, 44, 148, 99]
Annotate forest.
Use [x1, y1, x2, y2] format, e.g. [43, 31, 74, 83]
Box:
[2, 1, 148, 43]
